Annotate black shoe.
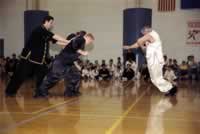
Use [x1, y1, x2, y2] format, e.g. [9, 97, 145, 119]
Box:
[165, 86, 178, 96]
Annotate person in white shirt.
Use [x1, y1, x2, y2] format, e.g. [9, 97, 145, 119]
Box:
[94, 60, 100, 70]
[108, 59, 115, 78]
[82, 67, 89, 79]
[89, 66, 99, 80]
[124, 26, 177, 96]
[164, 66, 177, 85]
[114, 66, 123, 80]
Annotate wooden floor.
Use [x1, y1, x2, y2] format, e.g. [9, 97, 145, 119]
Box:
[0, 79, 200, 134]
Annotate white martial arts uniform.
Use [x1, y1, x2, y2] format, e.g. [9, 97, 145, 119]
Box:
[114, 68, 123, 79]
[164, 69, 177, 82]
[89, 69, 98, 79]
[146, 30, 173, 93]
[82, 69, 89, 78]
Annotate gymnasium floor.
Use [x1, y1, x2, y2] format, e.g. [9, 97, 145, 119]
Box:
[0, 79, 200, 134]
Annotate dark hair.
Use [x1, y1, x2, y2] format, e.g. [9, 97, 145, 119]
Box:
[76, 30, 87, 36]
[42, 15, 54, 24]
[102, 64, 106, 67]
[79, 30, 87, 36]
[66, 33, 76, 40]
[143, 25, 151, 29]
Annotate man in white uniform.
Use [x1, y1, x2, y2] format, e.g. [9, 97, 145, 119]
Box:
[124, 26, 177, 96]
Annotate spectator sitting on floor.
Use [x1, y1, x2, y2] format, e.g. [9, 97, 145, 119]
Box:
[108, 59, 115, 78]
[89, 66, 99, 80]
[188, 57, 198, 80]
[82, 66, 89, 80]
[164, 66, 177, 85]
[179, 61, 189, 80]
[114, 65, 123, 80]
[171, 59, 179, 77]
[117, 57, 122, 68]
[122, 63, 135, 81]
[98, 64, 111, 80]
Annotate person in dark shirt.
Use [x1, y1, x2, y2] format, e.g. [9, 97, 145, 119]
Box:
[35, 33, 95, 98]
[122, 64, 135, 80]
[5, 15, 70, 97]
[76, 30, 87, 37]
[98, 64, 111, 80]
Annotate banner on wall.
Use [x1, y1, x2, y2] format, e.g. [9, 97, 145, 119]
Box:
[187, 19, 200, 45]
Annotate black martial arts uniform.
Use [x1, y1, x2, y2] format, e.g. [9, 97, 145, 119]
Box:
[35, 36, 85, 97]
[5, 25, 56, 97]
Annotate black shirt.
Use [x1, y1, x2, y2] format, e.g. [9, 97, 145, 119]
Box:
[99, 68, 110, 78]
[123, 68, 135, 80]
[21, 25, 56, 64]
[57, 36, 85, 65]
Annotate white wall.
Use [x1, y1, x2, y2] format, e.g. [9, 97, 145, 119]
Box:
[141, 0, 200, 62]
[2, 0, 200, 63]
[46, 0, 127, 62]
[0, 3, 4, 39]
[0, 0, 26, 57]
[2, 0, 128, 62]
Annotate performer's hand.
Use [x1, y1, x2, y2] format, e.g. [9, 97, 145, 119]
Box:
[77, 50, 89, 56]
[123, 46, 130, 50]
[145, 41, 150, 46]
[82, 51, 89, 56]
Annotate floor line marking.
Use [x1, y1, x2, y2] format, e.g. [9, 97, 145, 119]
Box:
[105, 89, 148, 134]
[31, 97, 78, 114]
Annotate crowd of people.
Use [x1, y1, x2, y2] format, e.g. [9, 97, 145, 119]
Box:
[79, 57, 138, 81]
[1, 53, 200, 83]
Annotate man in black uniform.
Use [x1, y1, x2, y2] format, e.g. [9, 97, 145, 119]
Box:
[5, 15, 70, 97]
[35, 33, 95, 98]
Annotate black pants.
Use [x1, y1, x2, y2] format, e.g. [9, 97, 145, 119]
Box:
[38, 59, 81, 96]
[5, 59, 48, 95]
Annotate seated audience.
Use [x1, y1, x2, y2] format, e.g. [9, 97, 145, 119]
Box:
[98, 64, 111, 80]
[122, 63, 135, 81]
